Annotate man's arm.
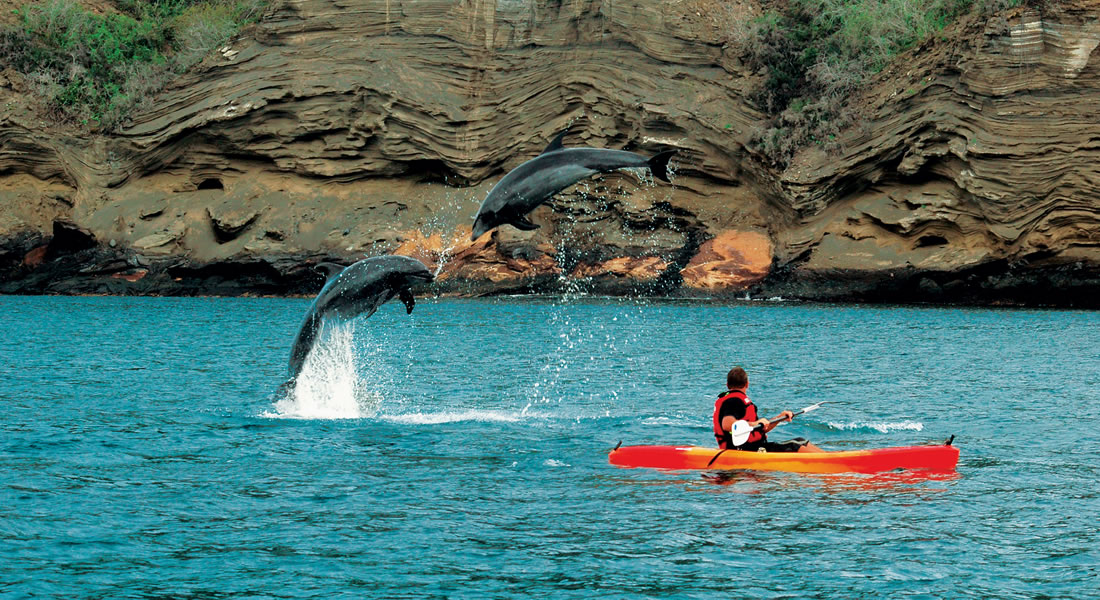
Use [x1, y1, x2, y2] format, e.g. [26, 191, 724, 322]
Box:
[719, 401, 748, 433]
[756, 410, 795, 432]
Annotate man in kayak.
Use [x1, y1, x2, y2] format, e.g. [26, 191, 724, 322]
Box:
[713, 367, 824, 453]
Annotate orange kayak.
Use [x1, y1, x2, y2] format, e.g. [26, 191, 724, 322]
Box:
[609, 443, 959, 474]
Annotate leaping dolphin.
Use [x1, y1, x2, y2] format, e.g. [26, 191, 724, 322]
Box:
[471, 130, 677, 240]
[286, 255, 433, 382]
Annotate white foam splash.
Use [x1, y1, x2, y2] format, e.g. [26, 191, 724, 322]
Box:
[267, 321, 381, 419]
[827, 421, 924, 433]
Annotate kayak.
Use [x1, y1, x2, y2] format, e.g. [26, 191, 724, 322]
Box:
[608, 442, 959, 474]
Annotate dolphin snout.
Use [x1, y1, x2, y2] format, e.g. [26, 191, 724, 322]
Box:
[409, 270, 434, 284]
[471, 212, 496, 241]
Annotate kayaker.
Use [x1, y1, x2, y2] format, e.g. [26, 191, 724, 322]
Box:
[713, 367, 824, 453]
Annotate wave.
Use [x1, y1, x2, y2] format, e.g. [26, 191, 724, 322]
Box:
[380, 410, 525, 425]
[641, 415, 701, 428]
[826, 421, 924, 433]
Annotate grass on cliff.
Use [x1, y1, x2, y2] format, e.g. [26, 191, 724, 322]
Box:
[0, 0, 265, 130]
[735, 0, 1024, 166]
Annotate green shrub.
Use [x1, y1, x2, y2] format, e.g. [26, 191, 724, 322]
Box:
[171, 1, 264, 67]
[739, 0, 989, 165]
[0, 0, 265, 130]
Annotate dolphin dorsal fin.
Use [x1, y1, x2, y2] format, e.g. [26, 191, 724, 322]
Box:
[541, 129, 569, 154]
[314, 261, 347, 280]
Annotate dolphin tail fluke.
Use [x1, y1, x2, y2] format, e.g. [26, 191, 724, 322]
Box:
[648, 150, 677, 183]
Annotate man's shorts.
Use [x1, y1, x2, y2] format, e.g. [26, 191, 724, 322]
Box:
[736, 438, 811, 453]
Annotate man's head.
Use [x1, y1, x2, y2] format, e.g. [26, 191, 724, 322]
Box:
[727, 367, 748, 390]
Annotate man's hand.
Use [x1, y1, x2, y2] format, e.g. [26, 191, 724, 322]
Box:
[754, 418, 770, 430]
[779, 410, 795, 423]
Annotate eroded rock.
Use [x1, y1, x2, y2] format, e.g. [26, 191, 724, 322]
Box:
[207, 203, 260, 243]
[574, 256, 669, 281]
[681, 230, 772, 291]
[0, 0, 1097, 306]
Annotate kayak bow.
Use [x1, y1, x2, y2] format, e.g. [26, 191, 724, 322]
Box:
[609, 443, 959, 474]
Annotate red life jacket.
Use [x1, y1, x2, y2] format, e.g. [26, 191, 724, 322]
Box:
[713, 390, 763, 449]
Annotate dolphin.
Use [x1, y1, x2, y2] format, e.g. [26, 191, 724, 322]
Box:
[286, 255, 433, 382]
[471, 130, 677, 240]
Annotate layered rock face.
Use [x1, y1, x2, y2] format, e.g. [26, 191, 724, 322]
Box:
[1, 0, 1099, 305]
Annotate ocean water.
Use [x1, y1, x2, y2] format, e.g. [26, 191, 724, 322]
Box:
[1, 296, 1098, 599]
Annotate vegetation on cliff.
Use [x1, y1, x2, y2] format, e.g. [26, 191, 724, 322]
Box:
[0, 0, 1032, 154]
[737, 0, 1023, 165]
[0, 0, 264, 129]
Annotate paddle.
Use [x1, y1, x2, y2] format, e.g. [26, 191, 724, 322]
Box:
[734, 400, 827, 446]
[706, 401, 832, 467]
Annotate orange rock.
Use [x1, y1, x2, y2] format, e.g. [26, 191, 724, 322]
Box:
[573, 256, 668, 280]
[681, 230, 773, 290]
[23, 246, 47, 267]
[393, 227, 561, 283]
[111, 269, 148, 282]
[391, 226, 474, 273]
[445, 254, 561, 283]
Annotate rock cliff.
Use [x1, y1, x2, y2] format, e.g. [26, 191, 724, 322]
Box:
[1, 0, 1099, 306]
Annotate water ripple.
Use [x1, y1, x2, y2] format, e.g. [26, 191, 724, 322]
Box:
[0, 296, 1097, 598]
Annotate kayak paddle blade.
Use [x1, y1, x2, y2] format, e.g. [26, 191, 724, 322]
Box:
[730, 420, 754, 447]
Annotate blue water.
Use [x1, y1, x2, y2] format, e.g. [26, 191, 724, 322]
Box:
[2, 296, 1098, 598]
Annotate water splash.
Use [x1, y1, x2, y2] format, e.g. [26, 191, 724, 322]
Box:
[530, 296, 653, 419]
[827, 421, 924, 433]
[381, 410, 524, 425]
[268, 321, 383, 419]
[433, 245, 453, 278]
